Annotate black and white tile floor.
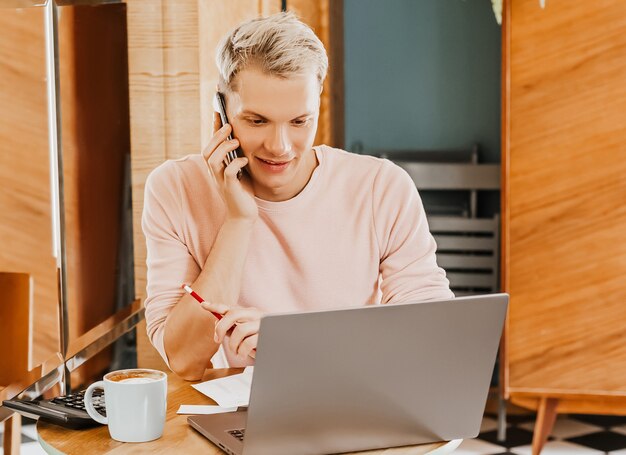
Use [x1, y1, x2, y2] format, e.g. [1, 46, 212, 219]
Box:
[2, 413, 626, 454]
[458, 412, 626, 455]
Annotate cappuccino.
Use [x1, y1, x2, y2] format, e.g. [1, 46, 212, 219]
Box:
[117, 377, 155, 384]
[108, 370, 162, 383]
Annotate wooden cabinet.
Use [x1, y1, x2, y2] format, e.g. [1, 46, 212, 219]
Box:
[0, 3, 131, 386]
[501, 0, 626, 451]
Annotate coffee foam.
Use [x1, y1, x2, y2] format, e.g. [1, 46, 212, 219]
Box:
[107, 370, 163, 383]
[117, 377, 156, 384]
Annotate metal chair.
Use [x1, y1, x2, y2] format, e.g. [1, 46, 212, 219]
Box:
[427, 215, 500, 296]
[374, 146, 501, 294]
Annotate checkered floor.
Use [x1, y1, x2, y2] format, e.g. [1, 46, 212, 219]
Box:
[458, 412, 626, 454]
[2, 413, 626, 454]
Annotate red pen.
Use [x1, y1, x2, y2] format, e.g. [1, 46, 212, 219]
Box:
[181, 284, 223, 320]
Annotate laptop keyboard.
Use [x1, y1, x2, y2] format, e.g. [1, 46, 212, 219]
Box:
[227, 429, 245, 442]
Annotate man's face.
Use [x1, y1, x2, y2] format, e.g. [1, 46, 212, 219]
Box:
[225, 67, 320, 202]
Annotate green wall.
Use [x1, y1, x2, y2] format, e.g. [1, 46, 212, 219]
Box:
[344, 0, 501, 164]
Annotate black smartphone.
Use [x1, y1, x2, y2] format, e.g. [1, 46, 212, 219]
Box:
[215, 92, 244, 177]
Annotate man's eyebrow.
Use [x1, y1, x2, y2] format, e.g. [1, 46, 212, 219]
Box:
[292, 112, 314, 119]
[240, 110, 268, 119]
[240, 110, 314, 120]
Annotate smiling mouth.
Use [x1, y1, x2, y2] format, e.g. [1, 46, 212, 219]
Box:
[257, 157, 291, 165]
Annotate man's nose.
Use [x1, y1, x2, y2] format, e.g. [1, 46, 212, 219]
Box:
[265, 124, 291, 155]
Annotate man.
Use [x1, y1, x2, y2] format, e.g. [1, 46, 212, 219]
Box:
[142, 12, 453, 381]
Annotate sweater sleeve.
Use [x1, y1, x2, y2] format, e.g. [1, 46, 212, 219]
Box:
[372, 161, 454, 304]
[141, 162, 201, 366]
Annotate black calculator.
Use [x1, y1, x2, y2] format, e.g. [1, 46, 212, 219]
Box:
[3, 389, 106, 429]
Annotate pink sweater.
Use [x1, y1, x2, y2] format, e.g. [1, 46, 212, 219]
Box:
[142, 146, 453, 368]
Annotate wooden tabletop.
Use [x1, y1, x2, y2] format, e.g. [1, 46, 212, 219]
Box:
[37, 369, 458, 454]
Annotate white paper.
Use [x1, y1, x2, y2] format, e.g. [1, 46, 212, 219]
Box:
[191, 366, 254, 408]
[176, 405, 238, 415]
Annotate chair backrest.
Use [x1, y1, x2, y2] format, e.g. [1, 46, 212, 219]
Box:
[0, 272, 32, 386]
[398, 162, 500, 218]
[428, 215, 500, 296]
[371, 144, 500, 217]
[399, 162, 501, 190]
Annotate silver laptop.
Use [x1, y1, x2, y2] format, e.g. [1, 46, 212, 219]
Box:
[188, 293, 508, 455]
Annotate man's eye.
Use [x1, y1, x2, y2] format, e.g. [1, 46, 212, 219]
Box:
[292, 119, 309, 126]
[248, 119, 266, 126]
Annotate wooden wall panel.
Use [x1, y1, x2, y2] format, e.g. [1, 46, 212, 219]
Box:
[162, 0, 201, 159]
[503, 0, 626, 401]
[326, 0, 344, 149]
[126, 0, 168, 371]
[288, 0, 328, 147]
[0, 6, 60, 367]
[126, 0, 166, 320]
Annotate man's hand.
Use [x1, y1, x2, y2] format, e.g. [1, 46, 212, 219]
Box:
[202, 112, 258, 222]
[204, 303, 263, 360]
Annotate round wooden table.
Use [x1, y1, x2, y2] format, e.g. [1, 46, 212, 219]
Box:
[37, 368, 461, 454]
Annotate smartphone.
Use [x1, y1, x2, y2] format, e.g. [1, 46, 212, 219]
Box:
[215, 92, 244, 177]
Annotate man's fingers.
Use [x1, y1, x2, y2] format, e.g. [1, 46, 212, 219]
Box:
[213, 111, 222, 134]
[205, 139, 240, 176]
[228, 321, 259, 355]
[238, 334, 258, 359]
[202, 123, 233, 163]
[224, 157, 248, 180]
[200, 301, 229, 316]
[214, 319, 235, 344]
[214, 308, 260, 342]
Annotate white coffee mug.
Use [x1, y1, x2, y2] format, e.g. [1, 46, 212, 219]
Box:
[84, 368, 167, 442]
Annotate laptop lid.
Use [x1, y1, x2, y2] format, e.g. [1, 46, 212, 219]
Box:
[239, 293, 508, 455]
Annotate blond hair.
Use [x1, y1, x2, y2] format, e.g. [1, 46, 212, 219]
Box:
[215, 11, 328, 93]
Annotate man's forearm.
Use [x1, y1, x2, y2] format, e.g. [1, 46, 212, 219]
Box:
[163, 218, 255, 379]
[163, 295, 219, 380]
